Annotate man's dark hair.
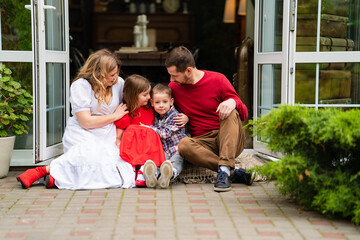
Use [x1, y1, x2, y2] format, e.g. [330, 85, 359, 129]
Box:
[165, 46, 195, 73]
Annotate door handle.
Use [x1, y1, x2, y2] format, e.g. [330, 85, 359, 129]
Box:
[25, 5, 32, 10]
[43, 5, 56, 10]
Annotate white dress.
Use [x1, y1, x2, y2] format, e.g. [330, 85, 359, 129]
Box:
[49, 78, 135, 190]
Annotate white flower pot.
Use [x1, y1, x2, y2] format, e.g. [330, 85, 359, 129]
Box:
[0, 136, 16, 178]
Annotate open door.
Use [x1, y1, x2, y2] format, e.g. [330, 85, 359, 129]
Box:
[0, 0, 69, 164]
[253, 0, 290, 156]
[37, 0, 70, 161]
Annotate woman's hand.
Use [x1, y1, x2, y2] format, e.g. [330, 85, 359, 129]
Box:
[113, 103, 129, 120]
[173, 113, 188, 128]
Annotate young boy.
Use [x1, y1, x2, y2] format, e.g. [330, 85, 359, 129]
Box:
[149, 83, 187, 184]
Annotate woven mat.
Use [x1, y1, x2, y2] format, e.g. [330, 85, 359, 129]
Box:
[175, 152, 269, 184]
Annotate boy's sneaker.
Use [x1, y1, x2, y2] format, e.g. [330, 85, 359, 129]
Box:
[214, 170, 232, 192]
[143, 160, 157, 188]
[158, 160, 173, 189]
[233, 168, 256, 186]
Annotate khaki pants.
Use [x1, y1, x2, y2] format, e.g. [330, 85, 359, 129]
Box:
[178, 110, 245, 172]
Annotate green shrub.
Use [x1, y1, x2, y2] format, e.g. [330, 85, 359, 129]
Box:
[0, 64, 33, 137]
[249, 105, 360, 224]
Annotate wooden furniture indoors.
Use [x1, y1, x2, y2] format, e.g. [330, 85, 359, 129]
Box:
[92, 12, 195, 51]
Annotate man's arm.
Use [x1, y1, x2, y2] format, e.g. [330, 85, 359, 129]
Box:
[219, 76, 248, 121]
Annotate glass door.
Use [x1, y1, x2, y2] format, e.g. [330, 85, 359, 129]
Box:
[253, 0, 291, 155]
[253, 0, 360, 156]
[0, 0, 69, 164]
[38, 0, 69, 160]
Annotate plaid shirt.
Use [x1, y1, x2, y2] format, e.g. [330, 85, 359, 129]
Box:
[150, 105, 187, 158]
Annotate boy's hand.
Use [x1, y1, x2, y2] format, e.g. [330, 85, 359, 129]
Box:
[174, 113, 188, 128]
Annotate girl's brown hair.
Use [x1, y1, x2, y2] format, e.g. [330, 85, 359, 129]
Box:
[123, 74, 151, 118]
[73, 49, 121, 106]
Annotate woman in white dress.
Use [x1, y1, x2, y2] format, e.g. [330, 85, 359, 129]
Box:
[17, 49, 135, 190]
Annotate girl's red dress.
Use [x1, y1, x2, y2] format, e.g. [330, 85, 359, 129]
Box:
[114, 106, 165, 167]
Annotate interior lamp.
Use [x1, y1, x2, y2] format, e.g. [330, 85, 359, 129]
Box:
[238, 0, 246, 16]
[223, 0, 236, 23]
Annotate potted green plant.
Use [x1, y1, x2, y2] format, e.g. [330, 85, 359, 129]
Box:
[0, 64, 33, 178]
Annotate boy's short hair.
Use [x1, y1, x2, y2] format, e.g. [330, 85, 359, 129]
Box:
[151, 83, 172, 98]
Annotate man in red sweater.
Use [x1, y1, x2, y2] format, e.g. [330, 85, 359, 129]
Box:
[165, 46, 256, 192]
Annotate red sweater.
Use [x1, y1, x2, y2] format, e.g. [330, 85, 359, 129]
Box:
[169, 70, 248, 137]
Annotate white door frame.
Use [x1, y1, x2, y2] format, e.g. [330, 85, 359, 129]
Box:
[37, 0, 70, 161]
[0, 0, 69, 164]
[253, 0, 291, 156]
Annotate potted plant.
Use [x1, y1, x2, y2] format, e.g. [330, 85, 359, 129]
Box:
[0, 64, 33, 178]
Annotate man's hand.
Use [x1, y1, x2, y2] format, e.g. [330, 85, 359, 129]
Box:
[173, 113, 189, 128]
[216, 99, 236, 120]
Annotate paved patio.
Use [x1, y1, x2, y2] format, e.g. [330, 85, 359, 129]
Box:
[0, 171, 359, 240]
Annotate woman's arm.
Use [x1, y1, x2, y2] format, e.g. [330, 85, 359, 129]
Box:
[76, 103, 128, 129]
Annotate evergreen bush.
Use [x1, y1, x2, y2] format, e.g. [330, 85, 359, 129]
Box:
[248, 105, 360, 224]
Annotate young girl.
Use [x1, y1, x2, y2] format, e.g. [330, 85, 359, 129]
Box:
[115, 74, 171, 188]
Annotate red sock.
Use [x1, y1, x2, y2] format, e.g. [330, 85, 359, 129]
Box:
[16, 166, 48, 189]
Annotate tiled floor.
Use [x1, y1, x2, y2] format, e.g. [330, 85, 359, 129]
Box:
[0, 171, 359, 240]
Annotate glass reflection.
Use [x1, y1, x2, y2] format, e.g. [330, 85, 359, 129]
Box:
[295, 62, 360, 105]
[297, 0, 360, 52]
[0, 0, 32, 51]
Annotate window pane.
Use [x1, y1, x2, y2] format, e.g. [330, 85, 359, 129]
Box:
[295, 62, 360, 105]
[3, 62, 33, 149]
[259, 0, 283, 52]
[45, 0, 65, 51]
[258, 64, 282, 116]
[297, 0, 360, 52]
[46, 63, 65, 147]
[0, 0, 32, 51]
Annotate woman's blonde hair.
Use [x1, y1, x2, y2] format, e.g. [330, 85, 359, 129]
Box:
[123, 74, 151, 118]
[73, 49, 121, 106]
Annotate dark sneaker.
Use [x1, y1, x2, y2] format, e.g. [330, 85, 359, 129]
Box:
[214, 170, 232, 192]
[233, 168, 256, 186]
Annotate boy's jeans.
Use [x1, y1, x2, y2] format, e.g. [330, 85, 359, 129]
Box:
[164, 151, 184, 179]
